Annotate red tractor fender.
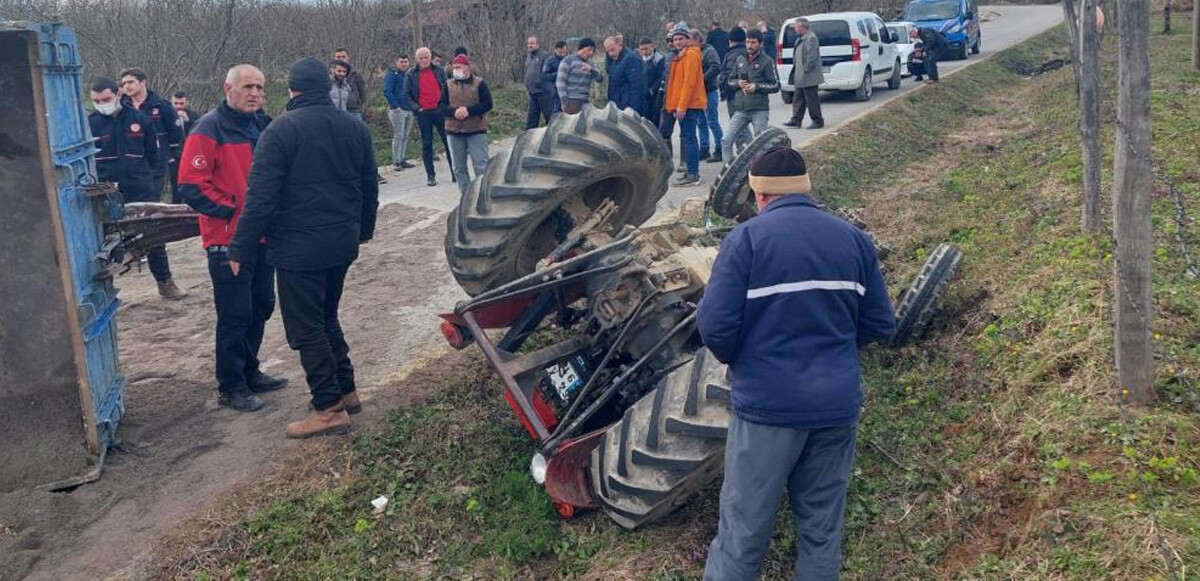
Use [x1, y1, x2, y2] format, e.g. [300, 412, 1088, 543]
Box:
[543, 429, 605, 515]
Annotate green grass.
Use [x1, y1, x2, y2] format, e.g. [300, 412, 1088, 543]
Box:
[167, 21, 1199, 581]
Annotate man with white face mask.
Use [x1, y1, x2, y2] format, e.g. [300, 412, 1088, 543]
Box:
[90, 76, 159, 197]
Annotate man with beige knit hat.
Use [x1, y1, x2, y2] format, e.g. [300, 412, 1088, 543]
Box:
[698, 146, 896, 580]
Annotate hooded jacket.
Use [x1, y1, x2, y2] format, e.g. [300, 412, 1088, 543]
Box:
[227, 91, 379, 270]
[697, 195, 895, 428]
[664, 45, 706, 112]
[177, 101, 272, 248]
[719, 43, 748, 101]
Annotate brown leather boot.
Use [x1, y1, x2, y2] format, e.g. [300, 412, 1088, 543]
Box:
[285, 408, 351, 439]
[157, 278, 188, 300]
[341, 392, 362, 415]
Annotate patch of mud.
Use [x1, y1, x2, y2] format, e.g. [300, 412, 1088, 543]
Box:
[0, 203, 462, 581]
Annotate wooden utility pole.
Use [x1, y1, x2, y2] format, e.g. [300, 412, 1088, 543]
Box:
[1163, 1, 1170, 34]
[411, 0, 423, 49]
[1080, 0, 1102, 232]
[1193, 1, 1200, 69]
[1113, 0, 1156, 405]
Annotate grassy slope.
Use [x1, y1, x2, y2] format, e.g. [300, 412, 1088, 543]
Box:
[170, 22, 1199, 581]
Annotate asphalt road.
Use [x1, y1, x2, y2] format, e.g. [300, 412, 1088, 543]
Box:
[379, 4, 1063, 215]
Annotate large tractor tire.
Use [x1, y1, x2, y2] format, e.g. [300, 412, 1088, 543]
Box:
[708, 127, 792, 221]
[891, 243, 963, 347]
[590, 348, 731, 529]
[446, 103, 672, 296]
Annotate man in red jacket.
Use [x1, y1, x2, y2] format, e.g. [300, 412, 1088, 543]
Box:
[178, 64, 288, 412]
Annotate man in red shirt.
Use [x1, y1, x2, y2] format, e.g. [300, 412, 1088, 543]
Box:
[178, 64, 288, 412]
[404, 47, 453, 187]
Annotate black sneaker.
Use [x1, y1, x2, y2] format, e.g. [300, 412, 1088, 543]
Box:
[219, 389, 264, 412]
[806, 122, 825, 129]
[674, 173, 701, 187]
[699, 146, 710, 161]
[782, 120, 801, 128]
[706, 151, 724, 164]
[377, 173, 388, 184]
[399, 160, 416, 169]
[427, 175, 438, 187]
[248, 372, 288, 393]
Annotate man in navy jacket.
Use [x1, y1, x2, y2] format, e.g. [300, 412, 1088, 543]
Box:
[699, 146, 895, 581]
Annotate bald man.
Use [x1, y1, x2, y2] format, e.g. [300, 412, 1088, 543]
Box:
[178, 64, 287, 412]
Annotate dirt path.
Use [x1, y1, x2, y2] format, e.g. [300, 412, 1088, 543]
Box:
[0, 203, 463, 581]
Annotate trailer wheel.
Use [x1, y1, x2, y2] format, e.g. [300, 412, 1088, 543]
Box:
[590, 348, 731, 530]
[708, 127, 792, 221]
[891, 243, 963, 347]
[446, 103, 671, 296]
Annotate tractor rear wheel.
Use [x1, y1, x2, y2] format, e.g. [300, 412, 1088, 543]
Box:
[891, 243, 963, 347]
[445, 103, 671, 296]
[708, 127, 792, 221]
[590, 348, 731, 529]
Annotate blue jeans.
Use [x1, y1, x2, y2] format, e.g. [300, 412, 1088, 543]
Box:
[679, 110, 703, 175]
[700, 89, 723, 152]
[704, 416, 857, 581]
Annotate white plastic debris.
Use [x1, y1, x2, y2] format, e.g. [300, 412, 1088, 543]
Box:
[371, 495, 388, 514]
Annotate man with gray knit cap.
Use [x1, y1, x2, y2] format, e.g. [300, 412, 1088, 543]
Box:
[229, 56, 379, 439]
[698, 146, 895, 580]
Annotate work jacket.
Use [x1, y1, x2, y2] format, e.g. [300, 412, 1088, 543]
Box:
[442, 75, 493, 134]
[697, 195, 896, 428]
[177, 101, 272, 248]
[132, 91, 183, 174]
[89, 105, 160, 202]
[727, 49, 780, 112]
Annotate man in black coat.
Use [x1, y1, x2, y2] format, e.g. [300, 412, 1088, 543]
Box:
[707, 20, 730, 61]
[914, 27, 948, 83]
[228, 56, 380, 439]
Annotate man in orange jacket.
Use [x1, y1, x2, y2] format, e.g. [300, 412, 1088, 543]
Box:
[664, 24, 707, 187]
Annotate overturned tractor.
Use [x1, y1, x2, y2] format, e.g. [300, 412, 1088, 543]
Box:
[439, 104, 961, 529]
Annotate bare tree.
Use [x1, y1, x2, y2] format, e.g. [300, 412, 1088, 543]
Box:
[1112, 0, 1155, 405]
[1162, 0, 1171, 34]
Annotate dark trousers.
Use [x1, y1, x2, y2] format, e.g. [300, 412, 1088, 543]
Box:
[276, 264, 355, 411]
[792, 85, 824, 125]
[168, 160, 182, 204]
[417, 109, 453, 179]
[704, 416, 857, 581]
[123, 188, 172, 282]
[659, 110, 676, 158]
[208, 243, 275, 394]
[525, 91, 554, 129]
[562, 99, 587, 115]
[926, 53, 940, 81]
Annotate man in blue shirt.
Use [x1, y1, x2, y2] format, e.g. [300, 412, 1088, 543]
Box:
[699, 147, 895, 581]
[382, 54, 416, 170]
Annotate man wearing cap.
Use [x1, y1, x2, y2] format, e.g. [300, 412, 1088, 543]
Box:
[228, 56, 380, 439]
[556, 37, 605, 115]
[663, 25, 706, 187]
[698, 147, 896, 580]
[443, 54, 494, 194]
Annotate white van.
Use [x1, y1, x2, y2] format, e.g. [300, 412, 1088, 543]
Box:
[778, 12, 902, 103]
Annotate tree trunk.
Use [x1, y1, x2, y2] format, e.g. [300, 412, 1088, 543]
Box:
[1063, 0, 1082, 83]
[1193, 2, 1200, 70]
[1163, 1, 1171, 34]
[411, 0, 423, 50]
[1113, 0, 1156, 405]
[1080, 0, 1102, 232]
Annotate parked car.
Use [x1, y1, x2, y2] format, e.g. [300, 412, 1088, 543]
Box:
[886, 21, 918, 76]
[778, 11, 902, 104]
[902, 0, 981, 60]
